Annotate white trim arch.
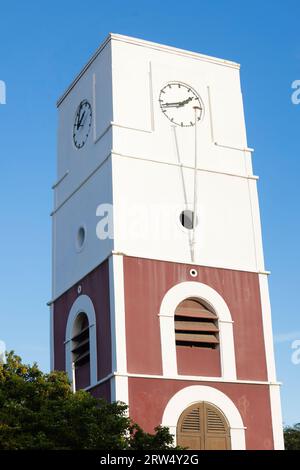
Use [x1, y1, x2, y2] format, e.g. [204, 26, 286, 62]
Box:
[162, 385, 246, 449]
[65, 294, 97, 388]
[159, 281, 236, 380]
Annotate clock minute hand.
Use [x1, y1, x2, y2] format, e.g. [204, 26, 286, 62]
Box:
[161, 97, 193, 108]
[161, 101, 185, 108]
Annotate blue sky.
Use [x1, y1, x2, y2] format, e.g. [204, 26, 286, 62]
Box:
[0, 0, 299, 425]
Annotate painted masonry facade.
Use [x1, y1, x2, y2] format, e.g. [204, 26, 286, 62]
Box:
[51, 34, 284, 449]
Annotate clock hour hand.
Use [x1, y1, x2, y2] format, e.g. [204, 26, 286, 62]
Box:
[76, 113, 81, 130]
[181, 96, 193, 105]
[76, 106, 82, 130]
[77, 110, 86, 129]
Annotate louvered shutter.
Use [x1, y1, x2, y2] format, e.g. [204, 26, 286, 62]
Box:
[177, 402, 231, 450]
[175, 299, 219, 348]
[206, 406, 226, 433]
[177, 404, 203, 450]
[181, 407, 201, 432]
[204, 403, 231, 450]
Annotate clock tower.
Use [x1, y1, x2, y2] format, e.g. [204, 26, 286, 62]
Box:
[50, 34, 284, 450]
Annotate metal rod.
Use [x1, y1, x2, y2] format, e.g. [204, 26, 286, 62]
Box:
[172, 125, 194, 261]
[191, 107, 200, 262]
[72, 361, 76, 393]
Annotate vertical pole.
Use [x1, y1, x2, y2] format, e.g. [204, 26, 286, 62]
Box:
[191, 106, 200, 262]
[172, 125, 194, 262]
[72, 361, 76, 393]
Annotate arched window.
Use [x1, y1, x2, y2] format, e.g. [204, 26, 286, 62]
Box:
[162, 385, 245, 449]
[72, 313, 90, 365]
[71, 312, 91, 390]
[175, 299, 219, 349]
[159, 281, 237, 379]
[65, 295, 97, 389]
[177, 402, 231, 450]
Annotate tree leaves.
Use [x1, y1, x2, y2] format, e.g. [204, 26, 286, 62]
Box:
[284, 423, 300, 450]
[0, 352, 175, 450]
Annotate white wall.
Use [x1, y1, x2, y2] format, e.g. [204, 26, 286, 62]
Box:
[111, 37, 249, 176]
[52, 159, 113, 299]
[112, 155, 257, 271]
[56, 40, 113, 207]
[53, 39, 114, 298]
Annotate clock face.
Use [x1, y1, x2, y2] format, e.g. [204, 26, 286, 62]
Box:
[159, 82, 204, 127]
[73, 99, 92, 149]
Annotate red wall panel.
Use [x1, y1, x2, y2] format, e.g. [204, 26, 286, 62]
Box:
[53, 260, 112, 383]
[123, 257, 267, 381]
[75, 362, 90, 390]
[123, 258, 164, 374]
[128, 377, 274, 450]
[89, 380, 111, 402]
[177, 347, 221, 377]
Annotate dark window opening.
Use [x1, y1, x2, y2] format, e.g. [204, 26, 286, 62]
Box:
[71, 313, 90, 367]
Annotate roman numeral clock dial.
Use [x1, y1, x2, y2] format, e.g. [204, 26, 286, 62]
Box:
[73, 99, 92, 149]
[159, 82, 204, 127]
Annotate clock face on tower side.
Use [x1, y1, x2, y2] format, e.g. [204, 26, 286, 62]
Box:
[159, 82, 204, 127]
[73, 99, 92, 149]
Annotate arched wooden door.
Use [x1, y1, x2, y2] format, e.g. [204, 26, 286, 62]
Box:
[177, 402, 231, 450]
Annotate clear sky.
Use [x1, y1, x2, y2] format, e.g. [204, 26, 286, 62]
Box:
[0, 0, 299, 425]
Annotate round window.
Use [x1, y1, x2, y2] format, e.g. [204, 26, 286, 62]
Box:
[76, 226, 86, 251]
[180, 210, 196, 230]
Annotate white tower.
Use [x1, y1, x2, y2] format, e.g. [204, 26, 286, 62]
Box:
[50, 34, 284, 450]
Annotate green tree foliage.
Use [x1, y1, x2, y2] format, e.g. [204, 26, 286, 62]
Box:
[284, 423, 300, 450]
[128, 423, 174, 450]
[0, 352, 175, 450]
